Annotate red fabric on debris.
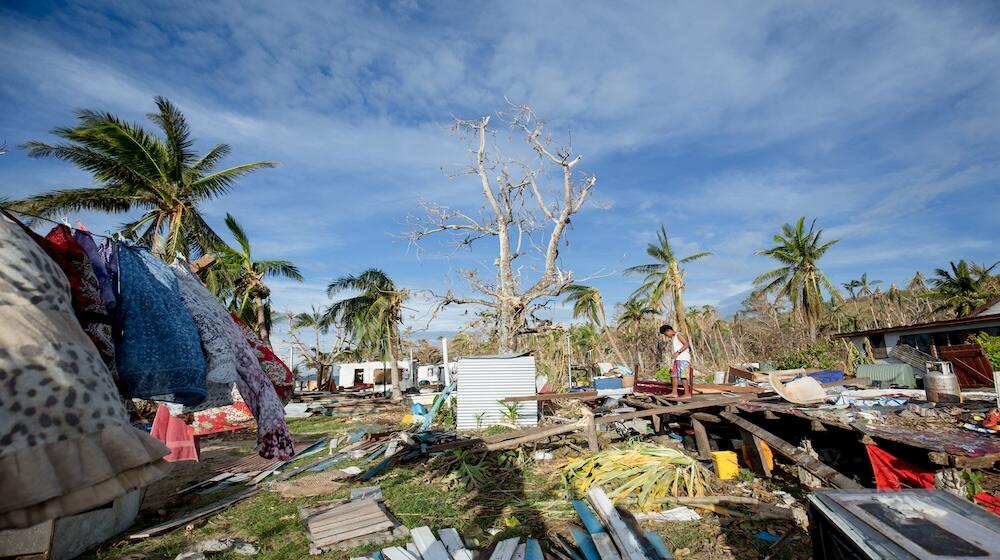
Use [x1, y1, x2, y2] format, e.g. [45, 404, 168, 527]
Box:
[974, 493, 1000, 514]
[865, 444, 935, 490]
[151, 404, 199, 462]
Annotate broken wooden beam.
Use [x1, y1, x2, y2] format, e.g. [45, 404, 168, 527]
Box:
[504, 391, 599, 402]
[595, 395, 758, 425]
[484, 420, 586, 451]
[719, 411, 862, 489]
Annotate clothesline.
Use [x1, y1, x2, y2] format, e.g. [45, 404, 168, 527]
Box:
[1, 205, 118, 240]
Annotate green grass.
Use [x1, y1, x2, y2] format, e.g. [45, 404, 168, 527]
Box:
[285, 415, 351, 434]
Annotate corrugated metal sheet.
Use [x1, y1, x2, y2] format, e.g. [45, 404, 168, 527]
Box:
[856, 363, 917, 388]
[456, 356, 538, 430]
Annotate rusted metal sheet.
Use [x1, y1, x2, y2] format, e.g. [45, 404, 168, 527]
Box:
[938, 344, 994, 387]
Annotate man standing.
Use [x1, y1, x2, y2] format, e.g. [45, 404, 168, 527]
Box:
[659, 324, 694, 399]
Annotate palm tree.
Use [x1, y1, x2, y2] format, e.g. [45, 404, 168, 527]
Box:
[625, 225, 711, 336]
[753, 217, 841, 341]
[291, 305, 333, 388]
[842, 279, 861, 300]
[325, 269, 407, 401]
[617, 298, 656, 373]
[856, 273, 883, 297]
[14, 97, 276, 258]
[930, 260, 999, 317]
[203, 213, 302, 347]
[563, 284, 628, 366]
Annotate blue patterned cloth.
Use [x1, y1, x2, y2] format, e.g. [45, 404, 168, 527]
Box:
[114, 243, 206, 405]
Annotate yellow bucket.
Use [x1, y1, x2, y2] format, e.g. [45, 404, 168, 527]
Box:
[712, 450, 739, 480]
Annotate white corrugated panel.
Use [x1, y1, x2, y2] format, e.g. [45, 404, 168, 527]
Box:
[456, 356, 537, 430]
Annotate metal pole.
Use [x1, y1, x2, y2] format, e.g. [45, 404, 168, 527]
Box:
[442, 337, 450, 386]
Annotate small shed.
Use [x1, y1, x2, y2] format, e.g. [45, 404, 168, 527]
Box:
[456, 354, 538, 430]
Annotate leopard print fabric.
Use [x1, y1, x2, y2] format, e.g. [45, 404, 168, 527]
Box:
[0, 214, 130, 452]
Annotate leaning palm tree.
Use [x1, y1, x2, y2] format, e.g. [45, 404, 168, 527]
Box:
[930, 260, 999, 317]
[617, 298, 656, 373]
[625, 225, 711, 336]
[325, 269, 407, 401]
[856, 273, 883, 297]
[563, 284, 628, 366]
[753, 217, 841, 341]
[842, 279, 861, 300]
[203, 213, 302, 347]
[14, 97, 276, 258]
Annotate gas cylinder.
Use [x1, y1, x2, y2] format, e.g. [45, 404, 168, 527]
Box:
[925, 361, 962, 403]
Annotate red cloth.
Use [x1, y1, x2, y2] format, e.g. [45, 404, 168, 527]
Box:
[865, 444, 935, 490]
[234, 316, 295, 403]
[151, 405, 199, 462]
[974, 493, 1000, 515]
[191, 385, 255, 436]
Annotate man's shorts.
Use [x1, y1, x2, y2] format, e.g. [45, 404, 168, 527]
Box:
[671, 360, 691, 378]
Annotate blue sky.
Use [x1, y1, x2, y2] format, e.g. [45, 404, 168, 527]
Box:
[2, 1, 999, 350]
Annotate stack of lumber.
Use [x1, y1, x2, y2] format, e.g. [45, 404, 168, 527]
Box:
[299, 497, 408, 554]
[551, 486, 673, 560]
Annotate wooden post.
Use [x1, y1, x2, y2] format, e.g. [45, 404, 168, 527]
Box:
[739, 428, 772, 478]
[582, 410, 601, 452]
[691, 417, 712, 460]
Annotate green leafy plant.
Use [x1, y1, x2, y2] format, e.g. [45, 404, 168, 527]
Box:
[963, 469, 985, 501]
[971, 332, 1000, 371]
[474, 411, 488, 429]
[498, 400, 521, 425]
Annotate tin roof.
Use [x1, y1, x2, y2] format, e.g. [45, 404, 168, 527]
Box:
[833, 313, 1000, 339]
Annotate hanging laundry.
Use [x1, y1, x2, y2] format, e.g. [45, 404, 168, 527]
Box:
[0, 214, 170, 530]
[115, 243, 207, 406]
[237, 318, 295, 403]
[73, 228, 116, 314]
[226, 315, 293, 460]
[8, 223, 118, 377]
[164, 263, 238, 414]
[150, 405, 199, 462]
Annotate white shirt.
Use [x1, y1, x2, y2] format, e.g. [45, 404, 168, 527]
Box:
[672, 335, 691, 362]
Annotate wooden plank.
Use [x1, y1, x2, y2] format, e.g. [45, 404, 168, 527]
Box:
[312, 519, 395, 544]
[511, 543, 526, 560]
[411, 527, 450, 560]
[310, 509, 387, 535]
[642, 532, 672, 560]
[569, 525, 601, 560]
[438, 528, 465, 554]
[489, 537, 520, 560]
[306, 499, 381, 524]
[485, 421, 585, 451]
[384, 546, 421, 560]
[525, 539, 544, 560]
[691, 417, 712, 461]
[504, 391, 599, 402]
[572, 500, 605, 534]
[739, 428, 772, 478]
[596, 395, 757, 425]
[129, 488, 260, 539]
[405, 542, 421, 558]
[587, 486, 647, 560]
[720, 411, 862, 489]
[590, 534, 622, 560]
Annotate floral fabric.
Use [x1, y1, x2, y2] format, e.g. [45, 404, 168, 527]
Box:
[191, 385, 255, 435]
[237, 319, 295, 403]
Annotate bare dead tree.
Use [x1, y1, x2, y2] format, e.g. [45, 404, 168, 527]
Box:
[408, 104, 596, 352]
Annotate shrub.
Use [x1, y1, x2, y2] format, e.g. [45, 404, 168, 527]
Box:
[971, 332, 1000, 371]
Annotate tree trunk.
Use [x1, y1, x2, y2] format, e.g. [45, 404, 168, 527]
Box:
[497, 299, 526, 353]
[254, 295, 272, 348]
[388, 323, 403, 401]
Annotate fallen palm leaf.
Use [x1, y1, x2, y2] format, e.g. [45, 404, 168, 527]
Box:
[563, 443, 711, 511]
